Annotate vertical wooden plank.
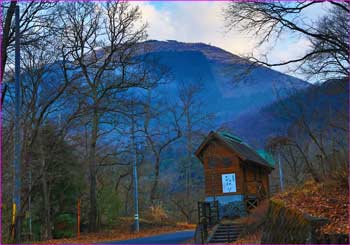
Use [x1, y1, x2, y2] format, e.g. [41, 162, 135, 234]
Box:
[242, 163, 247, 197]
[254, 167, 257, 181]
[266, 171, 270, 197]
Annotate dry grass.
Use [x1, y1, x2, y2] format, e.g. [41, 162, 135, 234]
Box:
[234, 231, 262, 244]
[236, 199, 269, 227]
[148, 204, 169, 223]
[233, 200, 269, 244]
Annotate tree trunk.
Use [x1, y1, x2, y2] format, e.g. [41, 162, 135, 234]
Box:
[185, 109, 192, 200]
[88, 107, 98, 232]
[186, 214, 191, 224]
[294, 144, 320, 182]
[124, 180, 132, 214]
[39, 138, 52, 240]
[150, 155, 160, 203]
[42, 160, 52, 240]
[14, 216, 22, 243]
[1, 1, 16, 106]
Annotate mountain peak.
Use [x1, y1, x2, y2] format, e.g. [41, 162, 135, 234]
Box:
[140, 40, 247, 65]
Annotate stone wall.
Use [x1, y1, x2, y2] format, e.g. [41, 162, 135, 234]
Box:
[206, 195, 247, 218]
[220, 201, 247, 219]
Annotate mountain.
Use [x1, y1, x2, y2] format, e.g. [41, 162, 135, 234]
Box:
[138, 40, 310, 145]
[20, 40, 313, 149]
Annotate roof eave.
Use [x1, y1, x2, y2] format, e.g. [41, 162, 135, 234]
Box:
[249, 160, 275, 171]
[194, 131, 216, 159]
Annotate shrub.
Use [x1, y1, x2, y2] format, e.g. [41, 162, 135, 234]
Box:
[150, 203, 169, 223]
[97, 186, 122, 227]
[142, 203, 170, 225]
[53, 213, 76, 239]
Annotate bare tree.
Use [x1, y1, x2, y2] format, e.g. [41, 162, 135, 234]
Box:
[173, 80, 215, 222]
[171, 194, 198, 224]
[266, 80, 348, 185]
[1, 1, 57, 106]
[267, 136, 317, 185]
[224, 1, 349, 80]
[57, 1, 151, 231]
[143, 91, 182, 203]
[3, 28, 79, 238]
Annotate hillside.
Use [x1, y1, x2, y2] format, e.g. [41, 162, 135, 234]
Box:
[138, 40, 310, 126]
[131, 41, 348, 187]
[224, 78, 348, 147]
[274, 180, 348, 235]
[236, 180, 348, 244]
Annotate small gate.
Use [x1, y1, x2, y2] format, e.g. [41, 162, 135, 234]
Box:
[198, 200, 219, 227]
[197, 201, 219, 243]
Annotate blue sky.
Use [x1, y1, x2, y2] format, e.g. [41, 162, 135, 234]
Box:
[132, 1, 329, 82]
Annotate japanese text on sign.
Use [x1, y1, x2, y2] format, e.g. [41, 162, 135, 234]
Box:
[221, 173, 236, 193]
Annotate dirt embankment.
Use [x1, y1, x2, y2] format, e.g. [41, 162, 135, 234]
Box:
[237, 180, 349, 244]
[273, 180, 348, 235]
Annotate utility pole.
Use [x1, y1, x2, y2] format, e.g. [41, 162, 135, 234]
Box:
[131, 103, 139, 232]
[133, 144, 140, 232]
[278, 151, 284, 192]
[13, 5, 22, 242]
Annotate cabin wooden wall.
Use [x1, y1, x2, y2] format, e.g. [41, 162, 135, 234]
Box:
[199, 139, 271, 197]
[243, 164, 270, 196]
[201, 139, 244, 196]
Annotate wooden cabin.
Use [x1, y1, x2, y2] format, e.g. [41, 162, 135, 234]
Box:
[195, 131, 274, 218]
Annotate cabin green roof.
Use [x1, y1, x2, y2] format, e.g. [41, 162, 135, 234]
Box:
[256, 150, 275, 168]
[219, 131, 243, 143]
[215, 131, 274, 169]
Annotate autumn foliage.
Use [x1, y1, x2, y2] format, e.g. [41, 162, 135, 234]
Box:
[273, 180, 349, 235]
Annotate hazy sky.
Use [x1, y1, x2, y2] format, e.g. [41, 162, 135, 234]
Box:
[132, 1, 329, 82]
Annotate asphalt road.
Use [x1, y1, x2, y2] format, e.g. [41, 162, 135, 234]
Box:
[100, 230, 195, 244]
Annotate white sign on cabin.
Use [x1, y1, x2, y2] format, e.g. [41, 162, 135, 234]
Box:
[221, 173, 236, 193]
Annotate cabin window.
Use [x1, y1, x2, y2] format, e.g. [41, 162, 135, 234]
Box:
[223, 157, 231, 167]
